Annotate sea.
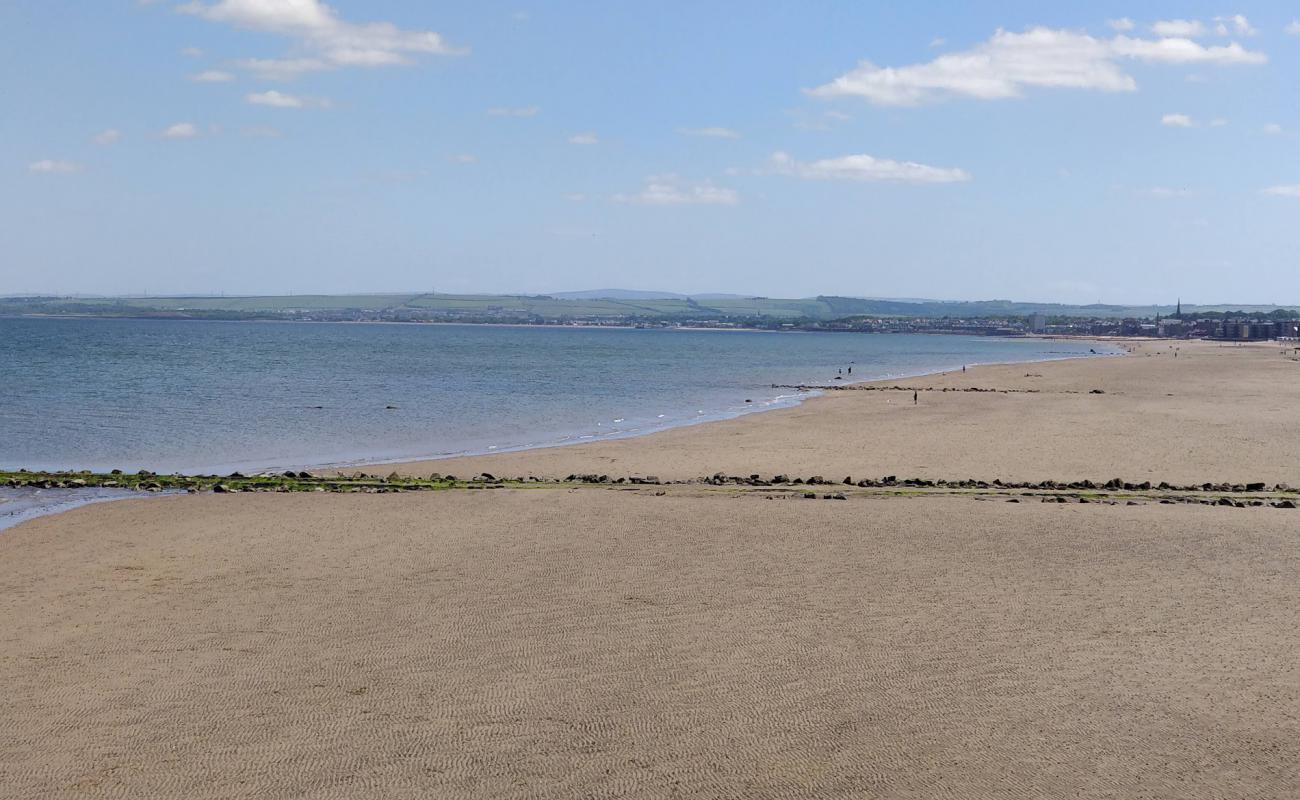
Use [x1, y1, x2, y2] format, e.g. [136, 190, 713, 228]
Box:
[0, 317, 1120, 476]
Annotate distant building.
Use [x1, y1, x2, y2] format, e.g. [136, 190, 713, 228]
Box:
[1028, 313, 1047, 333]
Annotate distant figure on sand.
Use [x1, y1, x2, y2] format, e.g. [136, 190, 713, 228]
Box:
[848, 366, 852, 375]
[913, 389, 918, 405]
[962, 365, 966, 373]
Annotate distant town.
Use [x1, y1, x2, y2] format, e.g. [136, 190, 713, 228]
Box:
[4, 293, 1298, 341]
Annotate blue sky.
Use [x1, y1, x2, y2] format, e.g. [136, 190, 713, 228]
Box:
[4, 1, 1299, 303]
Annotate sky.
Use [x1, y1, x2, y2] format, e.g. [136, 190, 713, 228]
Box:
[3, 1, 1300, 304]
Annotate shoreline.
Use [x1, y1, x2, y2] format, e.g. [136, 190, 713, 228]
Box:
[283, 342, 1126, 475]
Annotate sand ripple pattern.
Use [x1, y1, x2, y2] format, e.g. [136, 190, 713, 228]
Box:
[2, 491, 1298, 798]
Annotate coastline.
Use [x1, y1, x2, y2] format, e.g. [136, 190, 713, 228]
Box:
[305, 340, 1126, 475]
[6, 337, 1300, 798]
[368, 337, 1298, 486]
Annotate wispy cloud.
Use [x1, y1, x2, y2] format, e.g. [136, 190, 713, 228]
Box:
[1107, 18, 1135, 32]
[28, 159, 82, 174]
[1143, 186, 1191, 198]
[448, 153, 477, 164]
[1214, 15, 1256, 36]
[487, 106, 540, 117]
[179, 0, 465, 78]
[766, 151, 971, 184]
[1262, 184, 1300, 197]
[678, 126, 741, 139]
[1287, 20, 1300, 35]
[180, 46, 204, 57]
[93, 129, 122, 146]
[1151, 19, 1205, 37]
[190, 69, 235, 82]
[808, 26, 1266, 106]
[1161, 113, 1194, 127]
[162, 122, 200, 139]
[568, 132, 599, 145]
[614, 175, 739, 206]
[246, 89, 331, 109]
[1263, 123, 1283, 135]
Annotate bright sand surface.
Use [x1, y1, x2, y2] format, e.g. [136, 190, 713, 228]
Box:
[3, 337, 1300, 798]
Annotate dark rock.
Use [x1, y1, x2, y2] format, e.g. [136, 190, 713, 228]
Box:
[1246, 482, 1266, 492]
[804, 492, 816, 499]
[1090, 389, 1105, 394]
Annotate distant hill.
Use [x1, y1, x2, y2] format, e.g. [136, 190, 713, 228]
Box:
[3, 292, 1297, 323]
[549, 289, 750, 301]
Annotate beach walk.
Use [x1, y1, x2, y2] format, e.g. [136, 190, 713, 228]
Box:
[3, 339, 1299, 798]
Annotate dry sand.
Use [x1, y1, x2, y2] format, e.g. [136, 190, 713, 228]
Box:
[3, 491, 1299, 798]
[4, 338, 1300, 798]
[383, 338, 1300, 486]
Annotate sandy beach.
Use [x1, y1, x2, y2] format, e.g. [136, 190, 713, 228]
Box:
[3, 338, 1300, 799]
[381, 338, 1300, 486]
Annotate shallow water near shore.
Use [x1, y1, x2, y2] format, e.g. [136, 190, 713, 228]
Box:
[1, 317, 1119, 474]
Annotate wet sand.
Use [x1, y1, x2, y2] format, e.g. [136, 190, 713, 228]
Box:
[4, 338, 1300, 798]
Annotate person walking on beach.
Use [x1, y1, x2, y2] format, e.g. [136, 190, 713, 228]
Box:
[913, 389, 918, 405]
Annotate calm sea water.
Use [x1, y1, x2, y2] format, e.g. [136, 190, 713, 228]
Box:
[0, 318, 1118, 474]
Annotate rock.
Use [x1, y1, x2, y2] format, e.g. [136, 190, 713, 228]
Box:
[803, 492, 816, 499]
[1273, 499, 1297, 509]
[1246, 482, 1266, 492]
[1216, 497, 1235, 506]
[213, 483, 231, 493]
[1090, 389, 1105, 394]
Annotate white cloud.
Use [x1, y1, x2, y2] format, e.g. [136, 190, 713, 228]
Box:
[233, 57, 330, 80]
[93, 128, 122, 146]
[1108, 36, 1265, 64]
[568, 132, 599, 145]
[766, 150, 971, 184]
[28, 159, 81, 174]
[1263, 123, 1283, 135]
[678, 126, 741, 139]
[928, 37, 946, 48]
[487, 105, 539, 117]
[1213, 15, 1256, 36]
[1263, 185, 1300, 197]
[180, 0, 465, 77]
[808, 27, 1266, 106]
[614, 175, 739, 206]
[1107, 18, 1135, 32]
[181, 46, 204, 57]
[246, 89, 330, 108]
[1151, 19, 1205, 37]
[1161, 113, 1194, 127]
[1287, 20, 1300, 35]
[448, 153, 477, 164]
[162, 122, 200, 139]
[1209, 117, 1228, 127]
[190, 69, 235, 82]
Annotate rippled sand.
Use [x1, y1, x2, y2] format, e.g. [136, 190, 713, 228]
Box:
[3, 489, 1299, 798]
